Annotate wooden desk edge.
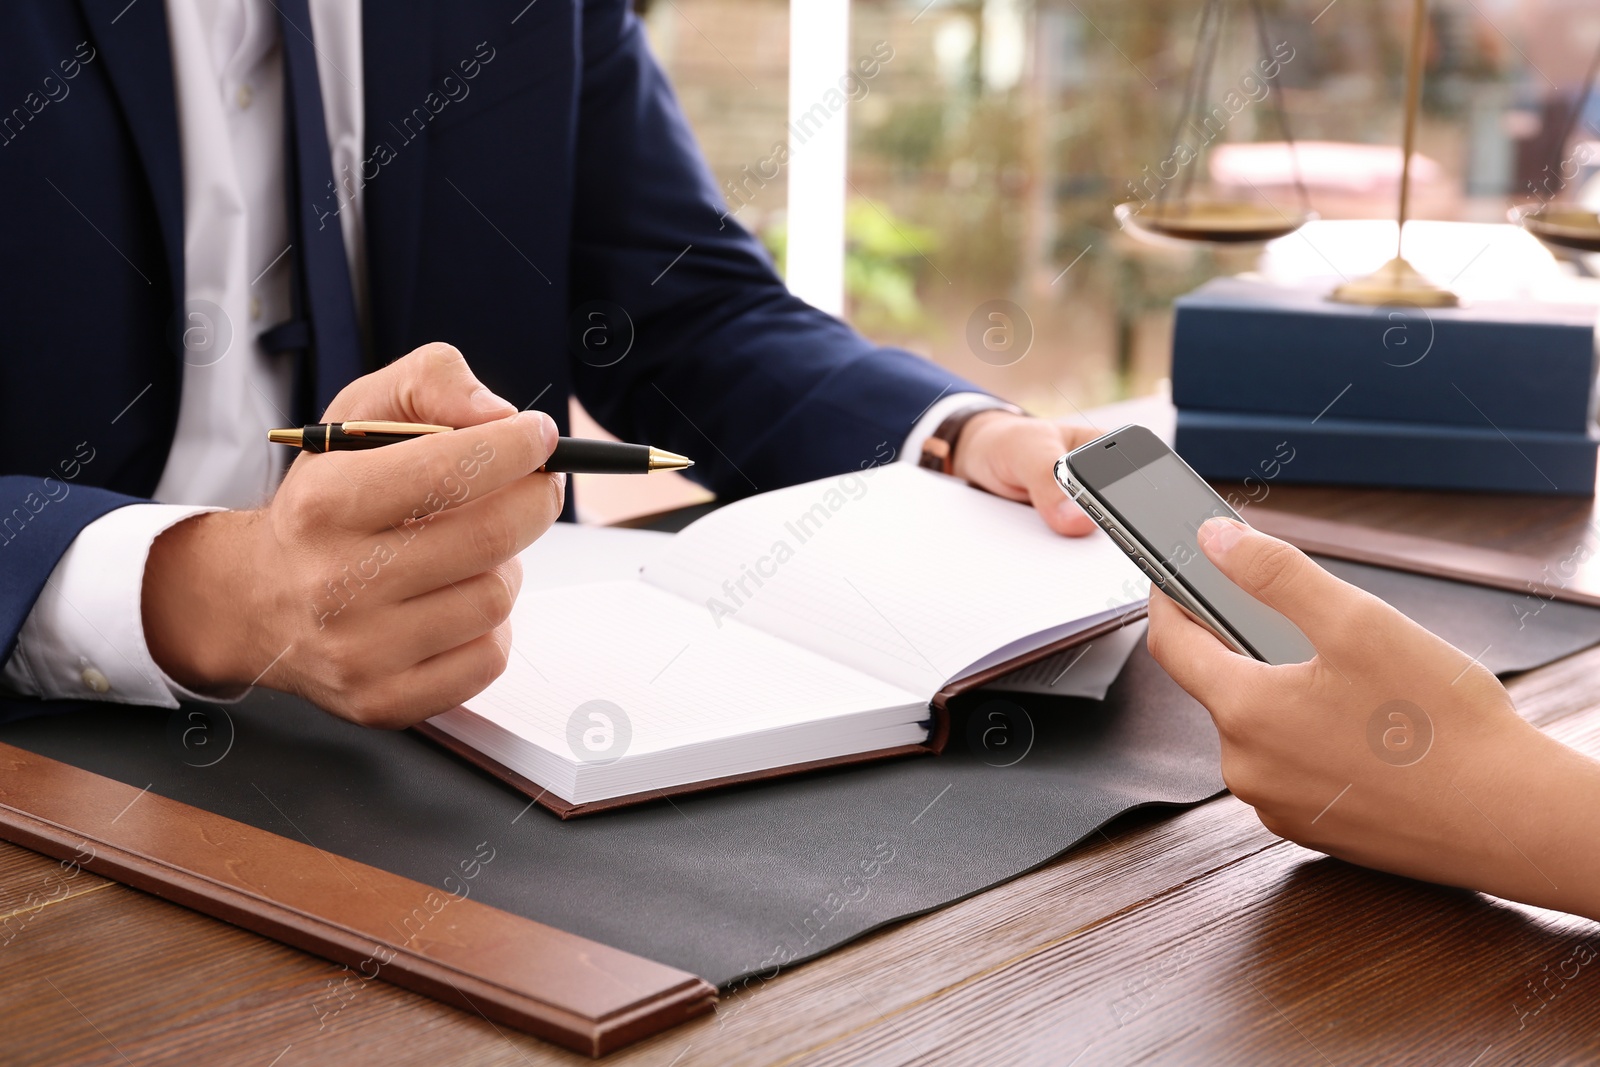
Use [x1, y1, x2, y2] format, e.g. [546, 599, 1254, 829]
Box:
[0, 742, 715, 1058]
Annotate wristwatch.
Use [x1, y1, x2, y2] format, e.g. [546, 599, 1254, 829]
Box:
[917, 400, 1025, 476]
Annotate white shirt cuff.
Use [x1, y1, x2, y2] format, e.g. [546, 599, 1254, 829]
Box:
[1, 503, 233, 708]
[900, 392, 1015, 467]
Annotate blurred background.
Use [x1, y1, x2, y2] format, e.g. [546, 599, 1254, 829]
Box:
[574, 0, 1600, 520]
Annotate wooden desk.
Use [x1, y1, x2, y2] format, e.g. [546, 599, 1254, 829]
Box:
[8, 434, 1600, 1064]
[3, 637, 1598, 1065]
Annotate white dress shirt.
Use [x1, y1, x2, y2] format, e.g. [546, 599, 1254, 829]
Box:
[1, 1, 993, 708]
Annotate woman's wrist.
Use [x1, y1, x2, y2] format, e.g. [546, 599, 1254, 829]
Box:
[1453, 724, 1600, 920]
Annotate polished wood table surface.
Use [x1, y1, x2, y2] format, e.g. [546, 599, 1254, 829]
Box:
[7, 473, 1600, 1065]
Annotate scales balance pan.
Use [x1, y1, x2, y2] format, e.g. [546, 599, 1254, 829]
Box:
[1109, 0, 1313, 249]
[1114, 200, 1314, 245]
[1511, 27, 1600, 255]
[1512, 205, 1600, 254]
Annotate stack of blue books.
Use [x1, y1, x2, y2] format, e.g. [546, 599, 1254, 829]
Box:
[1170, 276, 1600, 495]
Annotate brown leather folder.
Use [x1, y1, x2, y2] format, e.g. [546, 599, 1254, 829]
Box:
[0, 741, 714, 1056]
[414, 612, 1142, 818]
[1111, 391, 1600, 606]
[1243, 492, 1600, 607]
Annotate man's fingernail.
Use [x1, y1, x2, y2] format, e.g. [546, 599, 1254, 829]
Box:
[470, 385, 515, 415]
[1199, 516, 1246, 555]
[556, 471, 568, 491]
[512, 409, 556, 452]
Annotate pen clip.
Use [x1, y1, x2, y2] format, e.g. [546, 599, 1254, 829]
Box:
[340, 421, 454, 437]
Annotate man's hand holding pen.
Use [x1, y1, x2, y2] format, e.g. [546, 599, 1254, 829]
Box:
[141, 344, 564, 726]
[134, 343, 1107, 730]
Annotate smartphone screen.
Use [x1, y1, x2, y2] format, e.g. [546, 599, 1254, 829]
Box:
[1068, 426, 1316, 665]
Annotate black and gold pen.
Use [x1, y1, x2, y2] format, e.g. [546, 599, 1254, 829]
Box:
[267, 421, 693, 474]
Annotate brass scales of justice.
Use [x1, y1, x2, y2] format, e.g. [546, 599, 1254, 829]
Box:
[1114, 0, 1600, 307]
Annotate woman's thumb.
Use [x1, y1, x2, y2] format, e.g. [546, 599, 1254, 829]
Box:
[1196, 517, 1354, 645]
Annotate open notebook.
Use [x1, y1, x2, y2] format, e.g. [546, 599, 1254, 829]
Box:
[418, 463, 1149, 816]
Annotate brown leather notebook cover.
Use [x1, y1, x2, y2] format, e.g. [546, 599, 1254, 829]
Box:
[415, 612, 1143, 818]
[0, 742, 714, 1056]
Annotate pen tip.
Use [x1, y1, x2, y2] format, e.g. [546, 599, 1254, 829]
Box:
[267, 428, 304, 447]
[647, 447, 694, 472]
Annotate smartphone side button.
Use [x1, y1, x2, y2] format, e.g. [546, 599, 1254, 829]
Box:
[1135, 558, 1166, 588]
[1108, 529, 1136, 554]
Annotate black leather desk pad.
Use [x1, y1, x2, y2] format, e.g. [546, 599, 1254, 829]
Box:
[2, 555, 1597, 988]
[1312, 555, 1600, 674]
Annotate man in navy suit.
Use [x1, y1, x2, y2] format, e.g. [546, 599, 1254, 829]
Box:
[0, 0, 1097, 725]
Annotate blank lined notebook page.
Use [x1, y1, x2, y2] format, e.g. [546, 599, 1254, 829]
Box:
[460, 581, 923, 758]
[640, 464, 1146, 695]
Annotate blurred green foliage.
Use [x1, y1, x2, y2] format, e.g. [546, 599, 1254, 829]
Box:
[762, 200, 937, 333]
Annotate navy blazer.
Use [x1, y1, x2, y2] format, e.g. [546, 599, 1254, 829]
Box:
[0, 0, 973, 677]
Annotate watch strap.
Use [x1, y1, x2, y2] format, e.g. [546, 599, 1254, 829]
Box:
[917, 400, 1024, 475]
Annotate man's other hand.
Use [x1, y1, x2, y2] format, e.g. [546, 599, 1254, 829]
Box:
[950, 410, 1102, 536]
[141, 343, 563, 727]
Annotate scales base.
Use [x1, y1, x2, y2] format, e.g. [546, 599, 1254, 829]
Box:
[1329, 255, 1460, 307]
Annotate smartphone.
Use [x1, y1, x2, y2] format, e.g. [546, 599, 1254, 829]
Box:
[1054, 424, 1316, 665]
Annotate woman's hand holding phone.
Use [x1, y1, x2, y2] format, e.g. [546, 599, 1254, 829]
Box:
[1148, 517, 1600, 922]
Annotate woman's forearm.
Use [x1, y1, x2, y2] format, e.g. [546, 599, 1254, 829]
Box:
[1477, 728, 1600, 921]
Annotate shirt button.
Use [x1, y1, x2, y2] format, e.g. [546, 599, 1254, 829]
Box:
[249, 296, 263, 321]
[237, 84, 253, 110]
[81, 666, 111, 693]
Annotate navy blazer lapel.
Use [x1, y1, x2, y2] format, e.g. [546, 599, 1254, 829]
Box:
[77, 0, 185, 319]
[362, 0, 434, 364]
